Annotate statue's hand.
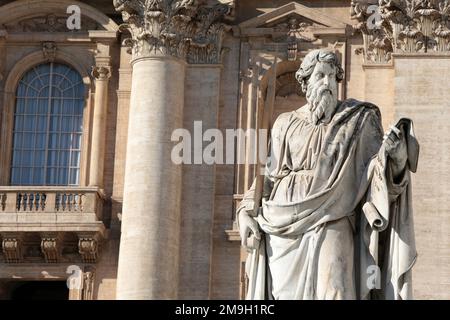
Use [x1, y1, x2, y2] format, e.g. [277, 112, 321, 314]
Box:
[238, 211, 261, 250]
[383, 125, 408, 178]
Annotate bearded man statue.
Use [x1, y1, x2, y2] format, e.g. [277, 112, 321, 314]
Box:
[237, 49, 419, 300]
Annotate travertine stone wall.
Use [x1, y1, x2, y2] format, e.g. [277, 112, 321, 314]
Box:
[178, 66, 222, 299]
[363, 65, 395, 130]
[210, 35, 241, 299]
[393, 55, 450, 299]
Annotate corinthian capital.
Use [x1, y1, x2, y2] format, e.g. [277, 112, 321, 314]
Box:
[351, 0, 450, 63]
[114, 0, 232, 63]
[92, 66, 111, 80]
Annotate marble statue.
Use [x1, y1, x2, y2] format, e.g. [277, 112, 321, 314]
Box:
[237, 49, 419, 300]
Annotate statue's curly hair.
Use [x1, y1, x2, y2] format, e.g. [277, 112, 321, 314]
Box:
[295, 49, 345, 93]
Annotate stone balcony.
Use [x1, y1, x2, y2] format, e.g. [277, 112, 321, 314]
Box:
[0, 186, 106, 264]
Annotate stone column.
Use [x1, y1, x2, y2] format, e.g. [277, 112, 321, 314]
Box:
[114, 0, 231, 299]
[89, 66, 111, 188]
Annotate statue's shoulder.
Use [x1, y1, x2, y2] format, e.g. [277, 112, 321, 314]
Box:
[340, 98, 382, 121]
[271, 110, 297, 133]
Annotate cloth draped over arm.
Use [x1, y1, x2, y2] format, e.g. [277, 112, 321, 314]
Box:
[236, 99, 419, 300]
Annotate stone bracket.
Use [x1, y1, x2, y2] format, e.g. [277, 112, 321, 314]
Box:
[77, 233, 101, 263]
[1, 234, 23, 263]
[40, 233, 62, 263]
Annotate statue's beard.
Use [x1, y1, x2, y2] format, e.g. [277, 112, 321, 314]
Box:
[306, 84, 337, 125]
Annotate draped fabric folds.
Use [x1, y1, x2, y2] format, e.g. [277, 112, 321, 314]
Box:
[237, 99, 418, 300]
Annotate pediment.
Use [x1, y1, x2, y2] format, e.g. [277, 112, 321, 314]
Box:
[239, 2, 347, 30]
[3, 14, 102, 33]
[0, 0, 118, 32]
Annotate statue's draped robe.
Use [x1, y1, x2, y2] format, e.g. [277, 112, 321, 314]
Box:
[238, 99, 418, 300]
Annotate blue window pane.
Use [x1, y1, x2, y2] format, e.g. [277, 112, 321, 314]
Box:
[52, 87, 62, 98]
[13, 133, 22, 149]
[12, 151, 21, 167]
[11, 168, 20, 185]
[49, 133, 59, 149]
[35, 134, 46, 149]
[21, 168, 32, 184]
[59, 151, 69, 167]
[63, 87, 75, 98]
[39, 86, 50, 98]
[34, 151, 45, 167]
[36, 116, 47, 132]
[22, 133, 34, 148]
[16, 98, 25, 113]
[72, 134, 82, 150]
[12, 134, 21, 149]
[40, 75, 50, 87]
[22, 116, 33, 130]
[50, 116, 60, 131]
[69, 169, 79, 185]
[51, 98, 62, 114]
[46, 168, 57, 185]
[37, 99, 48, 114]
[28, 116, 37, 132]
[30, 78, 41, 91]
[21, 151, 33, 166]
[47, 151, 58, 167]
[33, 169, 44, 185]
[73, 116, 83, 132]
[58, 168, 68, 185]
[71, 151, 80, 167]
[74, 83, 84, 97]
[61, 134, 71, 148]
[62, 117, 72, 132]
[74, 101, 84, 115]
[17, 84, 27, 97]
[62, 101, 73, 115]
[21, 68, 36, 84]
[26, 88, 38, 98]
[14, 115, 23, 131]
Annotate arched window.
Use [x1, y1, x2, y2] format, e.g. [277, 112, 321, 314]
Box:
[10, 63, 85, 186]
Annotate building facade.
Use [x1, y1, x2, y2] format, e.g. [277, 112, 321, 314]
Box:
[0, 0, 448, 299]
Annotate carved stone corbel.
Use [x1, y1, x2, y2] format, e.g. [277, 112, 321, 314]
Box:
[78, 234, 100, 263]
[2, 235, 23, 263]
[42, 42, 57, 62]
[40, 234, 61, 263]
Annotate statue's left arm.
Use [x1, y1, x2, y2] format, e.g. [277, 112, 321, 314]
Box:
[360, 118, 419, 300]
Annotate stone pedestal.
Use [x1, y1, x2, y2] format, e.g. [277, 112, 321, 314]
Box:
[116, 56, 185, 299]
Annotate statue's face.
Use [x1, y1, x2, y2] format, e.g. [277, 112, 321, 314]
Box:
[305, 61, 338, 124]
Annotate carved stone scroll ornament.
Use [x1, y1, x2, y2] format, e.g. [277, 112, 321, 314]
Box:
[78, 236, 99, 263]
[113, 0, 232, 63]
[40, 236, 60, 263]
[42, 42, 57, 62]
[351, 0, 450, 63]
[92, 66, 112, 81]
[273, 18, 316, 61]
[2, 237, 23, 263]
[4, 14, 100, 32]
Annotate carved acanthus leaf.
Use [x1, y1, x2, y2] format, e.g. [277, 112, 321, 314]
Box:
[114, 0, 232, 63]
[351, 0, 450, 63]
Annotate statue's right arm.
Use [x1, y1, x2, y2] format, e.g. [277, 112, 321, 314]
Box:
[236, 179, 261, 249]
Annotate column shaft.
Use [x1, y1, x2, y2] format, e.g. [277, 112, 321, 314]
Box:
[89, 67, 110, 187]
[116, 57, 185, 299]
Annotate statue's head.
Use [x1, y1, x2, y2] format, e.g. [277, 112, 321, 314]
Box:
[295, 49, 344, 124]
